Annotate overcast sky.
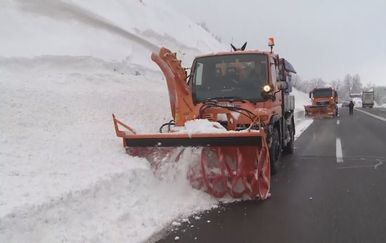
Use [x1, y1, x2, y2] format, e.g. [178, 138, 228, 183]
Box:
[166, 0, 386, 86]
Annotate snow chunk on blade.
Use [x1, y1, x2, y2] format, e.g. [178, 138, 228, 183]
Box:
[175, 119, 227, 136]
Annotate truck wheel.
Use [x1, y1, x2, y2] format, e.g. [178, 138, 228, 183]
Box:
[283, 122, 295, 154]
[269, 128, 281, 175]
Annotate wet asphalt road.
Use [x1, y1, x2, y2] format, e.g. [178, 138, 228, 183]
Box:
[157, 107, 386, 243]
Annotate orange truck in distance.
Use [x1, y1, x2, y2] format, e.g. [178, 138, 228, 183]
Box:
[304, 87, 338, 118]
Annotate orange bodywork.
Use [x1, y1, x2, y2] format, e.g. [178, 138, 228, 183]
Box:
[113, 47, 283, 143]
[304, 88, 338, 118]
[150, 48, 195, 126]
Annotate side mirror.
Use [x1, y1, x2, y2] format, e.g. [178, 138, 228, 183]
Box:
[277, 81, 288, 90]
[278, 69, 286, 82]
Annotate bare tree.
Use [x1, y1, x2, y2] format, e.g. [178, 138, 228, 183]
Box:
[331, 79, 341, 92]
[351, 74, 363, 93]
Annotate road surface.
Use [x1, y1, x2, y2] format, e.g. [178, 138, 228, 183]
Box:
[157, 107, 386, 243]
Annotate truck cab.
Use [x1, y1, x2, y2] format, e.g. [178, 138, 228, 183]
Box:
[188, 48, 297, 173]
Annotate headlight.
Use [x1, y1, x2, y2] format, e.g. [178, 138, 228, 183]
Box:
[263, 85, 272, 93]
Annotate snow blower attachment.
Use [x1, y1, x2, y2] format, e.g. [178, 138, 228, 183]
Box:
[114, 113, 270, 199]
[114, 41, 297, 200]
[113, 115, 270, 199]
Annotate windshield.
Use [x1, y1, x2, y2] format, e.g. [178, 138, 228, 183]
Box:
[190, 54, 268, 102]
[313, 88, 333, 98]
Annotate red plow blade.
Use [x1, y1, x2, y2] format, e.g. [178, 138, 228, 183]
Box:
[113, 115, 271, 200]
[191, 145, 270, 199]
[305, 105, 335, 118]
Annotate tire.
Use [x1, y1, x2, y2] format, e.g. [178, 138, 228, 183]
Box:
[283, 120, 295, 154]
[269, 127, 281, 175]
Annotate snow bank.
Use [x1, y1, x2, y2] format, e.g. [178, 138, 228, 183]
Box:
[1, 144, 216, 243]
[375, 102, 386, 108]
[292, 87, 311, 112]
[0, 57, 219, 243]
[289, 87, 313, 131]
[0, 1, 227, 240]
[0, 0, 225, 67]
[352, 97, 362, 107]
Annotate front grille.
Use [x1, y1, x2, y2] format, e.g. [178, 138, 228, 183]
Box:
[316, 101, 329, 106]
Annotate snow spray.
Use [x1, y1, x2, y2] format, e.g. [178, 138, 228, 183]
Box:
[15, 0, 160, 53]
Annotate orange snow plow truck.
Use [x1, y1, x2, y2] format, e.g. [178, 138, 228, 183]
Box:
[304, 87, 338, 118]
[113, 38, 296, 200]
